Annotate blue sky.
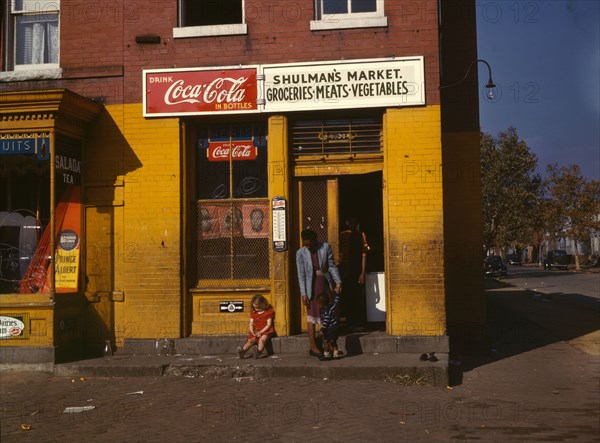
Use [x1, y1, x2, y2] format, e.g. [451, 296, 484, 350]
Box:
[476, 0, 600, 180]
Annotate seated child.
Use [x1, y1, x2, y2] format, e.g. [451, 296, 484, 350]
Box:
[237, 295, 274, 359]
[316, 292, 341, 361]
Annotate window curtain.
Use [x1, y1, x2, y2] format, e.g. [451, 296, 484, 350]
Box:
[16, 14, 58, 65]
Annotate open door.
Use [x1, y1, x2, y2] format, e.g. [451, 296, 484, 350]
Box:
[292, 172, 384, 331]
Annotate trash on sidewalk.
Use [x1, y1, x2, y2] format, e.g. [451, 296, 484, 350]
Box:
[126, 390, 144, 395]
[63, 406, 96, 413]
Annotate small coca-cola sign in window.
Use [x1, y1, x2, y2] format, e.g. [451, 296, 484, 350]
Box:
[207, 142, 258, 162]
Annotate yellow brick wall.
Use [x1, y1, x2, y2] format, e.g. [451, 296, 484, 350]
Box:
[85, 104, 182, 340]
[383, 106, 446, 336]
[267, 115, 291, 335]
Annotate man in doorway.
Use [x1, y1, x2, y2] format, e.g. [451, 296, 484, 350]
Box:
[339, 217, 369, 331]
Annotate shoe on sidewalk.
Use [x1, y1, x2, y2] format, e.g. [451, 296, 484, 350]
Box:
[237, 346, 245, 359]
[255, 348, 263, 359]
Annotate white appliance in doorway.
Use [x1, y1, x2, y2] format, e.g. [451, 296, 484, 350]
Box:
[365, 272, 386, 322]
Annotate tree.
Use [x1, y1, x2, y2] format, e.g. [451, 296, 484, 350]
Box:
[481, 127, 543, 254]
[544, 163, 600, 270]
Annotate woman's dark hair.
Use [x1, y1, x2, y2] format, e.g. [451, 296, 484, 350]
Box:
[300, 229, 318, 242]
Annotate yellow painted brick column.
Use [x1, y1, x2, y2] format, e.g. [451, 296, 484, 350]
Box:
[268, 115, 291, 335]
[121, 104, 181, 338]
[383, 106, 446, 337]
[87, 104, 182, 340]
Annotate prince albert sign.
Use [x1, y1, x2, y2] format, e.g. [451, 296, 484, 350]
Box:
[143, 56, 425, 117]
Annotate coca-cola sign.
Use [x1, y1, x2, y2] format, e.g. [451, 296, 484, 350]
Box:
[144, 68, 258, 116]
[207, 142, 258, 162]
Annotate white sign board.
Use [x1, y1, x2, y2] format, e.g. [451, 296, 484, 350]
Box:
[262, 57, 425, 113]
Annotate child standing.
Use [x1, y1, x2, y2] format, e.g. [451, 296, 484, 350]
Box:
[316, 292, 341, 360]
[237, 295, 275, 359]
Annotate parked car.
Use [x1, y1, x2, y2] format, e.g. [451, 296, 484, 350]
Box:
[484, 255, 507, 277]
[507, 253, 522, 265]
[544, 249, 569, 270]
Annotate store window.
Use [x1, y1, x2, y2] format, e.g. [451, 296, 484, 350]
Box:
[1, 0, 60, 71]
[174, 0, 247, 38]
[311, 0, 387, 31]
[195, 123, 270, 286]
[0, 134, 82, 295]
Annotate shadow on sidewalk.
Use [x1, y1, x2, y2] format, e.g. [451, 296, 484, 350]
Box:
[449, 278, 600, 386]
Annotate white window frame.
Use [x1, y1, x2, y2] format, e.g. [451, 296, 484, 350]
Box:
[7, 0, 60, 71]
[173, 0, 247, 39]
[311, 0, 387, 31]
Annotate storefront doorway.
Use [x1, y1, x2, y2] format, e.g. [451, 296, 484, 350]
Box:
[292, 171, 384, 332]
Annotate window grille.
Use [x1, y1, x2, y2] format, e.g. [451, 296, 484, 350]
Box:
[196, 200, 270, 285]
[300, 180, 329, 243]
[292, 118, 383, 158]
[195, 123, 269, 287]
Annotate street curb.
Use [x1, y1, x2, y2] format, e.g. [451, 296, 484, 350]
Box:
[53, 353, 449, 387]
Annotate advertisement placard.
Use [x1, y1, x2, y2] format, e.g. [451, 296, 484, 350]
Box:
[144, 67, 259, 117]
[143, 57, 426, 117]
[262, 57, 425, 112]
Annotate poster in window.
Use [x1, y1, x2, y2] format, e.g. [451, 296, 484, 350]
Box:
[199, 204, 244, 239]
[241, 202, 269, 239]
[199, 205, 223, 239]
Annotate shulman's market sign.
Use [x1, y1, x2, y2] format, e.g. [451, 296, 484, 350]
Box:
[143, 57, 425, 117]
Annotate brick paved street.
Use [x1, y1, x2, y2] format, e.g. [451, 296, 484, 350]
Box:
[2, 335, 599, 443]
[2, 284, 599, 443]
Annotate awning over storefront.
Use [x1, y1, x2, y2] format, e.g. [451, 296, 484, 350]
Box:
[0, 89, 103, 136]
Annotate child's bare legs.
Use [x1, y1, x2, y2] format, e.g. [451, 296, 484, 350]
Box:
[323, 339, 332, 356]
[254, 334, 270, 359]
[321, 339, 338, 360]
[257, 334, 269, 352]
[238, 339, 256, 358]
[331, 341, 339, 358]
[242, 339, 256, 352]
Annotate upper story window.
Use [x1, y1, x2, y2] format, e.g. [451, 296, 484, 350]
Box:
[311, 0, 387, 31]
[2, 0, 60, 71]
[174, 0, 247, 38]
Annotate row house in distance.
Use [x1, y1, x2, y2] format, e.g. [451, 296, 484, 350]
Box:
[0, 0, 485, 367]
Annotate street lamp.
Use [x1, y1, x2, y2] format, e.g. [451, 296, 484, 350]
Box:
[440, 59, 498, 101]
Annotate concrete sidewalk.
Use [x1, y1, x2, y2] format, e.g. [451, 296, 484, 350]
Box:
[54, 352, 449, 386]
[53, 331, 450, 387]
[5, 281, 598, 393]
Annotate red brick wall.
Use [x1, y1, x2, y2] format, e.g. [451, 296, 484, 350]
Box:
[52, 1, 441, 106]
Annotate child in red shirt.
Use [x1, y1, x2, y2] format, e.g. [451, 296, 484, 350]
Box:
[237, 295, 275, 359]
